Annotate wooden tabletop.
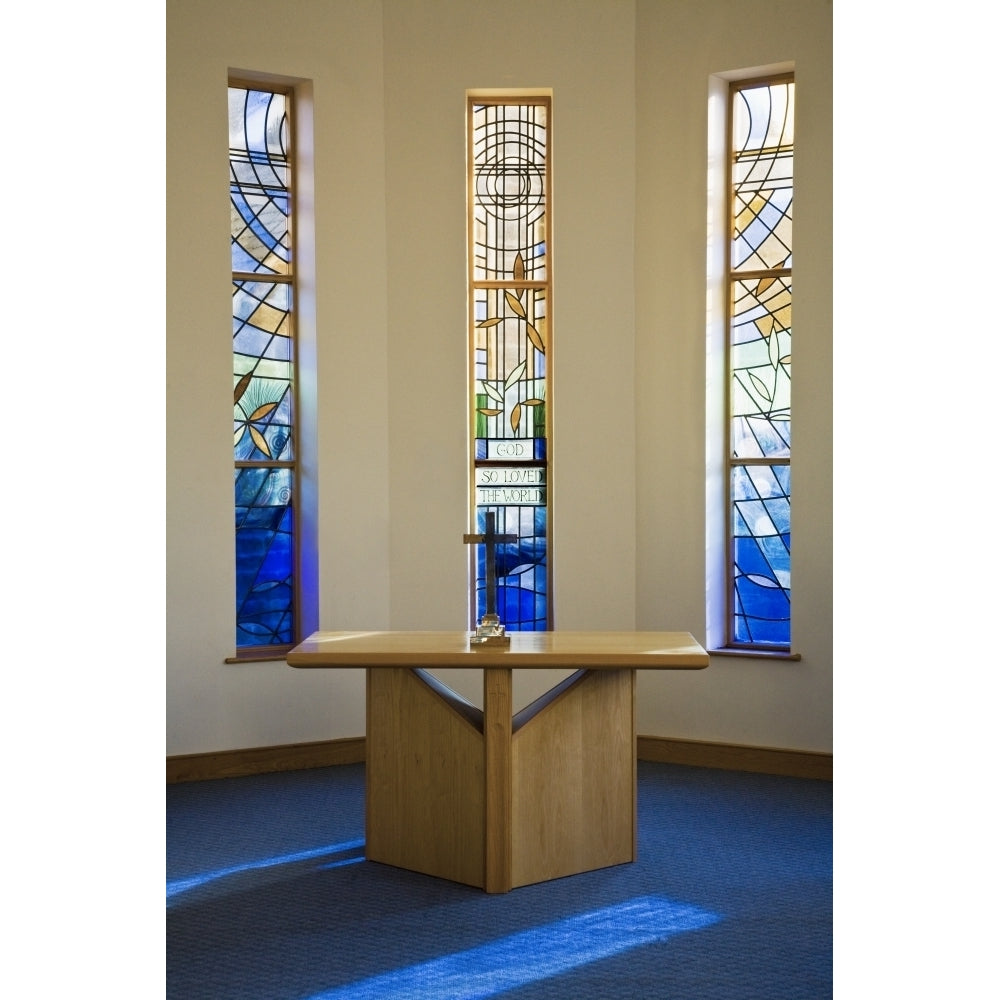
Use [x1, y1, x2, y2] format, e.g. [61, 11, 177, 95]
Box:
[286, 630, 709, 669]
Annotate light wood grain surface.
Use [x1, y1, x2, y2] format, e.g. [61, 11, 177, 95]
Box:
[287, 630, 709, 669]
[289, 629, 709, 892]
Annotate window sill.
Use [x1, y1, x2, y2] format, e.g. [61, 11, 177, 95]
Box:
[708, 647, 801, 661]
[225, 650, 293, 664]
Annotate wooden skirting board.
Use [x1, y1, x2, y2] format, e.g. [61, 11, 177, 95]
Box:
[167, 733, 830, 783]
[166, 736, 367, 783]
[638, 735, 832, 780]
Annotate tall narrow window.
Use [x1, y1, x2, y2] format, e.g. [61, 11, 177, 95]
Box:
[726, 76, 793, 649]
[230, 83, 298, 653]
[468, 96, 552, 631]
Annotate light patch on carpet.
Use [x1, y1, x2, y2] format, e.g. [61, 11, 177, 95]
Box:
[166, 838, 365, 902]
[304, 895, 721, 1000]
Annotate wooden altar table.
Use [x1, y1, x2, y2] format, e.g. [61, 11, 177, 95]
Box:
[287, 630, 708, 893]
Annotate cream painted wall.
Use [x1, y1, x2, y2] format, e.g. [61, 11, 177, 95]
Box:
[379, 0, 637, 709]
[166, 0, 832, 756]
[167, 0, 388, 753]
[634, 0, 832, 751]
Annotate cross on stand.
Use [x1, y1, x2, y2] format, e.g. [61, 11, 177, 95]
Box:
[463, 511, 517, 645]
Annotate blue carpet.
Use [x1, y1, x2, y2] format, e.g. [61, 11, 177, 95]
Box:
[167, 762, 831, 999]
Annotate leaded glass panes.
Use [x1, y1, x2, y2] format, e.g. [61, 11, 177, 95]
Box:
[230, 84, 297, 653]
[229, 88, 291, 275]
[731, 82, 793, 273]
[730, 275, 791, 459]
[469, 98, 551, 631]
[731, 464, 790, 646]
[233, 280, 294, 463]
[727, 77, 793, 649]
[235, 467, 294, 647]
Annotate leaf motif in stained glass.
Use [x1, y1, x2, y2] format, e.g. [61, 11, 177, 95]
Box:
[514, 252, 525, 283]
[250, 427, 271, 457]
[483, 382, 504, 404]
[505, 291, 526, 318]
[768, 327, 780, 368]
[234, 371, 252, 403]
[505, 360, 527, 391]
[249, 402, 278, 422]
[748, 372, 772, 402]
[526, 322, 546, 353]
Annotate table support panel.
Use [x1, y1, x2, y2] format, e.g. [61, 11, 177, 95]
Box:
[484, 668, 513, 892]
[366, 667, 485, 887]
[512, 667, 635, 888]
[366, 665, 636, 892]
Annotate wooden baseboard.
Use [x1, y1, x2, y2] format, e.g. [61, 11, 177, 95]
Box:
[637, 735, 831, 781]
[167, 734, 830, 783]
[166, 736, 366, 783]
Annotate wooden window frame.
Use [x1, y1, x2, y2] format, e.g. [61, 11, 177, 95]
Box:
[228, 78, 302, 662]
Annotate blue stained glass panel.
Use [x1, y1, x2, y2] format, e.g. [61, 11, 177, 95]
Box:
[731, 464, 790, 646]
[235, 467, 294, 647]
[472, 506, 547, 631]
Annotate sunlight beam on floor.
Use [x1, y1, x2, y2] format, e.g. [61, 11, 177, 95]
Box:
[304, 895, 721, 1000]
[166, 838, 365, 902]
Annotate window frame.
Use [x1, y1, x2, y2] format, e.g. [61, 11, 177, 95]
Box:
[716, 71, 797, 658]
[228, 77, 303, 661]
[466, 93, 554, 633]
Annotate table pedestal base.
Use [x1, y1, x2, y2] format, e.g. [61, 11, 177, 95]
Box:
[366, 665, 636, 893]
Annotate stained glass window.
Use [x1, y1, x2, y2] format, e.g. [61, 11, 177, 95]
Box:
[230, 84, 298, 652]
[468, 98, 551, 630]
[727, 76, 793, 648]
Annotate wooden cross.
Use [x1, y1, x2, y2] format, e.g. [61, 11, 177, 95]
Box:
[463, 511, 517, 621]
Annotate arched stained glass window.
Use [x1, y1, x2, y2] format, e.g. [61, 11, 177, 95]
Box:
[468, 96, 552, 631]
[230, 83, 298, 654]
[726, 76, 793, 649]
